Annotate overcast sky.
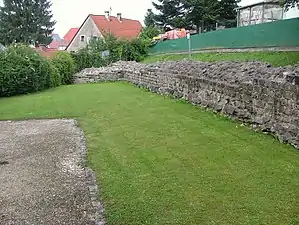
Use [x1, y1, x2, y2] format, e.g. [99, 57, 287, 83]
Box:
[0, 0, 298, 36]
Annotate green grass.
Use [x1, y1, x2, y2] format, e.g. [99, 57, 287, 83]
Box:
[0, 83, 298, 225]
[143, 51, 299, 66]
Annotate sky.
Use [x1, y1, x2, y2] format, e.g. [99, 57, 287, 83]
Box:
[50, 0, 267, 36]
[0, 0, 298, 37]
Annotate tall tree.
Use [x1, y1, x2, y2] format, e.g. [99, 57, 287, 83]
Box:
[0, 0, 56, 46]
[281, 0, 299, 10]
[183, 0, 221, 33]
[144, 9, 156, 27]
[152, 0, 188, 30]
[218, 0, 240, 28]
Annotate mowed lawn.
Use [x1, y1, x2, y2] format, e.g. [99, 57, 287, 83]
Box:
[143, 51, 299, 66]
[0, 82, 298, 225]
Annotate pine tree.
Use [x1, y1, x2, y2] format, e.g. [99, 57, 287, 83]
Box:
[144, 9, 156, 27]
[152, 0, 187, 30]
[183, 0, 221, 33]
[0, 0, 56, 46]
[218, 0, 240, 28]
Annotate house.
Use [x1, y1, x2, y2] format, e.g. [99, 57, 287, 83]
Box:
[55, 28, 79, 50]
[33, 28, 79, 56]
[35, 45, 58, 58]
[48, 29, 79, 51]
[48, 33, 67, 50]
[235, 0, 299, 27]
[64, 28, 79, 45]
[66, 13, 143, 52]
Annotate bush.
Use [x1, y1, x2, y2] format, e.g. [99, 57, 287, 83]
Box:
[71, 48, 106, 72]
[49, 61, 62, 87]
[121, 38, 150, 62]
[51, 51, 75, 84]
[0, 44, 53, 97]
[70, 32, 152, 71]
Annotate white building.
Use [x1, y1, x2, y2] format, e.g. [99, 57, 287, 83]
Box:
[236, 0, 299, 27]
[284, 6, 299, 19]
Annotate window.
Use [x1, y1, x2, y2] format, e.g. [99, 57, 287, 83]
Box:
[80, 35, 85, 42]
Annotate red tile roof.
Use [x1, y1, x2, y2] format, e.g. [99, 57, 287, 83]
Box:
[64, 28, 79, 43]
[48, 40, 67, 49]
[35, 47, 58, 58]
[90, 15, 142, 40]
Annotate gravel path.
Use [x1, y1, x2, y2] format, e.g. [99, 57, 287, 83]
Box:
[0, 119, 104, 225]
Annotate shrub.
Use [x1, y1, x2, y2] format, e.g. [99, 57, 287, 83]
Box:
[49, 61, 62, 87]
[138, 26, 161, 40]
[70, 32, 152, 71]
[121, 38, 150, 62]
[71, 48, 106, 72]
[51, 51, 75, 84]
[0, 44, 52, 97]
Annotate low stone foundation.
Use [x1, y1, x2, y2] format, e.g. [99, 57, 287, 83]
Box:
[74, 60, 299, 148]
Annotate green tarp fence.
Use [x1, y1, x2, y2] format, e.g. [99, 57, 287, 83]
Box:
[149, 17, 299, 55]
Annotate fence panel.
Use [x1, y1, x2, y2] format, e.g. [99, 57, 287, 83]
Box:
[149, 18, 299, 55]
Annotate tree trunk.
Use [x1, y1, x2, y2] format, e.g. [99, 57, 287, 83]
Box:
[196, 22, 201, 34]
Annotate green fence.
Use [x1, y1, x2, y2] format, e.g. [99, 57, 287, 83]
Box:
[149, 18, 299, 55]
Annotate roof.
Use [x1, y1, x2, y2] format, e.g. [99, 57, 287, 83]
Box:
[52, 33, 62, 41]
[35, 47, 58, 58]
[236, 0, 280, 10]
[49, 39, 67, 49]
[66, 14, 143, 50]
[90, 15, 142, 39]
[64, 28, 79, 43]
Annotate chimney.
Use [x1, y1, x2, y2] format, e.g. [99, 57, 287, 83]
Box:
[117, 13, 122, 22]
[104, 10, 110, 20]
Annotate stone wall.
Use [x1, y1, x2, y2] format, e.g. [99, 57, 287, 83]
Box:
[74, 60, 299, 148]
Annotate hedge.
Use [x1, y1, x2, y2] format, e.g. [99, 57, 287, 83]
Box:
[51, 51, 75, 85]
[0, 45, 78, 97]
[0, 31, 153, 97]
[0, 45, 54, 97]
[49, 61, 62, 87]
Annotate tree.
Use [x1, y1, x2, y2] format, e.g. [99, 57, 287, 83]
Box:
[144, 9, 156, 27]
[152, 0, 188, 30]
[0, 0, 56, 46]
[183, 0, 221, 33]
[281, 0, 299, 10]
[139, 26, 161, 39]
[218, 0, 240, 28]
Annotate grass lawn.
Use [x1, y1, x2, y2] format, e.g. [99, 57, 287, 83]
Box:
[143, 51, 299, 66]
[0, 82, 298, 225]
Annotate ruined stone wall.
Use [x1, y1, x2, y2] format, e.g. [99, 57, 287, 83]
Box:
[74, 60, 299, 147]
